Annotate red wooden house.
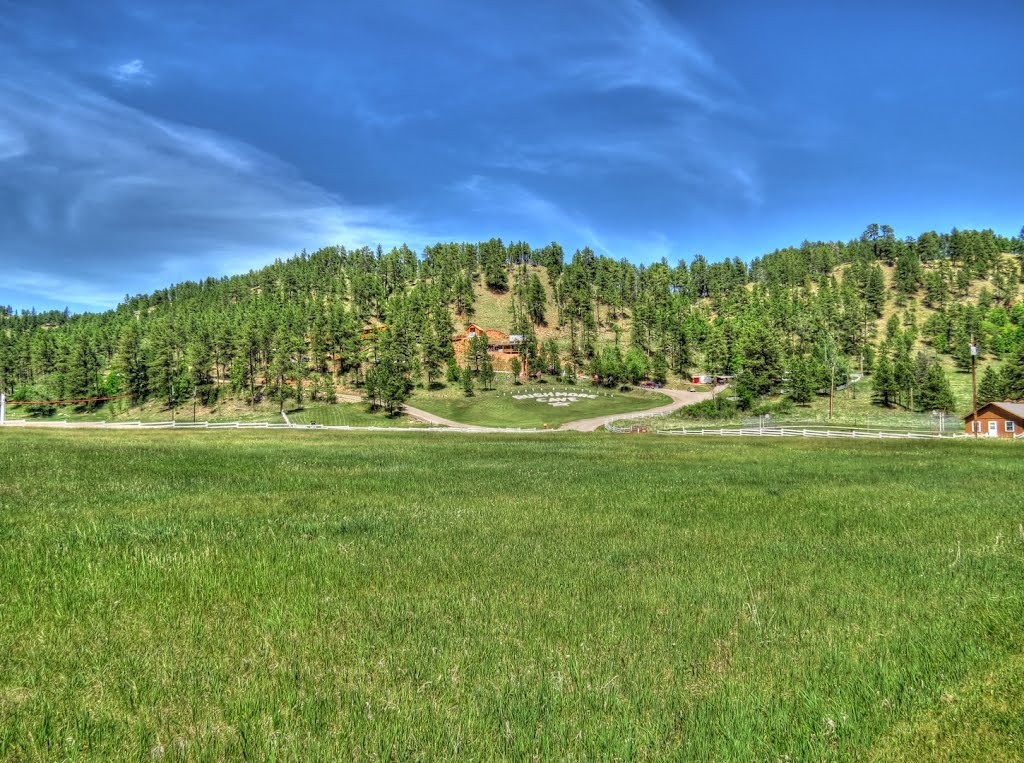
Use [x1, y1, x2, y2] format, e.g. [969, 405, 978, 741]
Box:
[963, 402, 1024, 439]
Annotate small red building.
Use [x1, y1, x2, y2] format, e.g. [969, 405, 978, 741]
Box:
[963, 402, 1024, 439]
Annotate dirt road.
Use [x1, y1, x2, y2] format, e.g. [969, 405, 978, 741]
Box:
[558, 385, 723, 432]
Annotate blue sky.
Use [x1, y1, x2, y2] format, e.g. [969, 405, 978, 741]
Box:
[1, 0, 1022, 312]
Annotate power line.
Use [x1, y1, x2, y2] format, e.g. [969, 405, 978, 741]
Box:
[5, 394, 131, 406]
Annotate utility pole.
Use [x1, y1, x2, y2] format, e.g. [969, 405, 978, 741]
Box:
[192, 388, 197, 423]
[971, 334, 978, 438]
[171, 380, 176, 425]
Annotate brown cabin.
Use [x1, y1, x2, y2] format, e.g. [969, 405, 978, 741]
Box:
[963, 402, 1024, 439]
[360, 325, 388, 339]
[453, 323, 524, 354]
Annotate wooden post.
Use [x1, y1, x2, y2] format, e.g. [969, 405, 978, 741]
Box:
[971, 335, 978, 438]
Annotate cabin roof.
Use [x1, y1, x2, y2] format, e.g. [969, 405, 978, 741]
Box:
[964, 401, 1024, 421]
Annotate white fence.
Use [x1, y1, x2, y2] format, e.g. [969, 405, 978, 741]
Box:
[0, 419, 291, 429]
[654, 426, 966, 440]
[0, 419, 551, 434]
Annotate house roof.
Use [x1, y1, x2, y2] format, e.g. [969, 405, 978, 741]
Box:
[453, 325, 515, 344]
[964, 401, 1024, 421]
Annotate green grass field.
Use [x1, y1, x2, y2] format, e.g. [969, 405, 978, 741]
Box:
[286, 403, 425, 428]
[0, 429, 1021, 760]
[653, 366, 978, 433]
[410, 380, 670, 428]
[12, 397, 287, 425]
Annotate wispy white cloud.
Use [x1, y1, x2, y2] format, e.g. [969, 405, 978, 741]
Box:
[470, 0, 763, 209]
[729, 166, 762, 207]
[486, 137, 668, 178]
[110, 58, 153, 85]
[453, 175, 610, 254]
[0, 65, 423, 310]
[559, 0, 739, 112]
[351, 99, 437, 130]
[3, 269, 127, 313]
[0, 120, 28, 160]
[488, 116, 764, 210]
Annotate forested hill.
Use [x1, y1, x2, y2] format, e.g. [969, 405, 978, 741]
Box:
[3, 224, 1024, 413]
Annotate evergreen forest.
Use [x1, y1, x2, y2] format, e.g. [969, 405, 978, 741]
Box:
[3, 224, 1024, 416]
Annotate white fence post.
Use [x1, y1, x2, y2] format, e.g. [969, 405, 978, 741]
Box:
[0, 392, 5, 424]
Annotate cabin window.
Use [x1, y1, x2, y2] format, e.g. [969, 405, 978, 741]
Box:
[1006, 421, 1016, 433]
[972, 421, 982, 433]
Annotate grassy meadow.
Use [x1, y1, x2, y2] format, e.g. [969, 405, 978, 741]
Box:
[0, 429, 1022, 760]
[285, 403, 425, 428]
[649, 364, 979, 433]
[8, 397, 288, 425]
[409, 378, 670, 428]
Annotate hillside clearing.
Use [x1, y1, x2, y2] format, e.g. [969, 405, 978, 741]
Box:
[408, 380, 671, 428]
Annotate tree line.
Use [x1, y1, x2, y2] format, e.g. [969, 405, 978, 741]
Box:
[2, 225, 1023, 416]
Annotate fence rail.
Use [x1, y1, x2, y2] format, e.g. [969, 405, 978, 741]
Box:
[653, 426, 967, 440]
[0, 419, 549, 434]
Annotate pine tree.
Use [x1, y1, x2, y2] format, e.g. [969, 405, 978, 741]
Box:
[66, 335, 102, 406]
[923, 271, 946, 308]
[865, 266, 887, 316]
[624, 347, 648, 384]
[480, 238, 508, 291]
[786, 356, 817, 404]
[115, 323, 148, 404]
[814, 332, 845, 418]
[364, 355, 409, 414]
[918, 364, 955, 412]
[524, 272, 547, 324]
[1001, 348, 1024, 400]
[147, 321, 182, 407]
[446, 357, 460, 384]
[872, 354, 898, 408]
[479, 354, 495, 390]
[543, 339, 561, 377]
[268, 330, 298, 413]
[651, 351, 668, 385]
[468, 334, 489, 373]
[734, 322, 781, 408]
[704, 324, 730, 374]
[893, 250, 922, 300]
[977, 364, 1004, 405]
[892, 343, 916, 410]
[186, 334, 214, 405]
[421, 325, 445, 389]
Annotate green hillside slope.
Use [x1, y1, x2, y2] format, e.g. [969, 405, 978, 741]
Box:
[2, 226, 1023, 421]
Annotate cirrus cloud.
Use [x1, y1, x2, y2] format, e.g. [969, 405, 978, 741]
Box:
[0, 63, 424, 311]
[110, 58, 153, 85]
